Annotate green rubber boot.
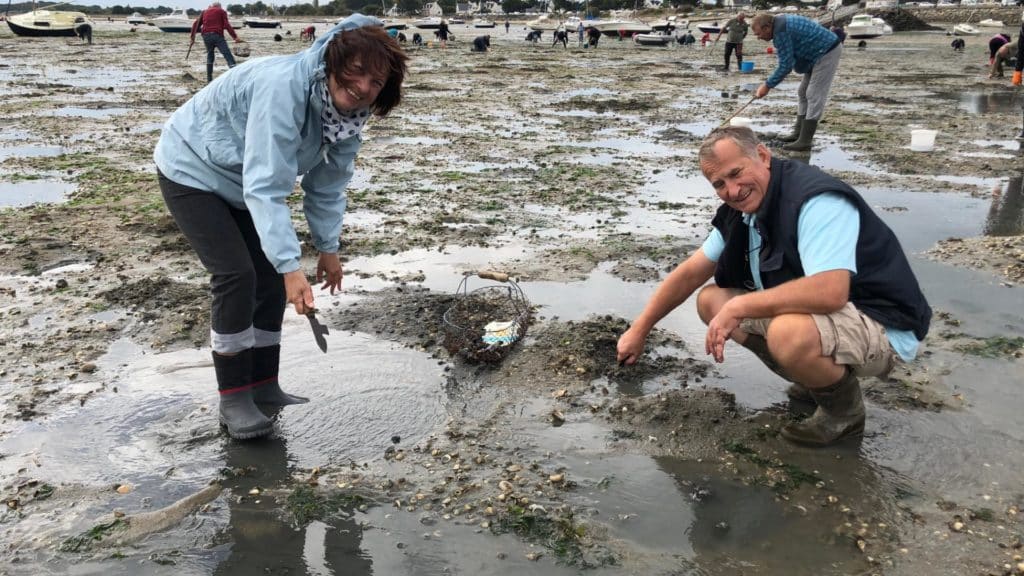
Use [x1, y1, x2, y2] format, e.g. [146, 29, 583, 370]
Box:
[778, 115, 804, 143]
[780, 369, 865, 447]
[782, 118, 819, 152]
[214, 349, 273, 440]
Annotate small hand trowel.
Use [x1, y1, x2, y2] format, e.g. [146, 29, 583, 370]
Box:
[306, 310, 329, 353]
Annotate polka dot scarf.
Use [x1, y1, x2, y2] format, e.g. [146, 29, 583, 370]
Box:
[318, 79, 369, 145]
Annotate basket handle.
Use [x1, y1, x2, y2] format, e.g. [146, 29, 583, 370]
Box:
[477, 270, 510, 282]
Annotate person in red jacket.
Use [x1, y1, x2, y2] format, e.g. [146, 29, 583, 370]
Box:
[190, 1, 242, 82]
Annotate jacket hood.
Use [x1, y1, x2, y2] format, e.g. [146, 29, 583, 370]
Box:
[301, 13, 383, 82]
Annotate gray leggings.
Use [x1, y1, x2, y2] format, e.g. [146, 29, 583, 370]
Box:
[796, 44, 842, 121]
[158, 171, 285, 354]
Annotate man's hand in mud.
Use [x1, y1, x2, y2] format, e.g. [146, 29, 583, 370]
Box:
[705, 300, 742, 363]
[755, 83, 770, 99]
[616, 325, 649, 366]
[284, 270, 315, 315]
[316, 252, 343, 294]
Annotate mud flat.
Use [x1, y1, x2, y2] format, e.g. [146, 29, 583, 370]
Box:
[0, 21, 1022, 575]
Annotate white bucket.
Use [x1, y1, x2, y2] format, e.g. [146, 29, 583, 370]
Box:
[730, 116, 752, 128]
[910, 129, 937, 152]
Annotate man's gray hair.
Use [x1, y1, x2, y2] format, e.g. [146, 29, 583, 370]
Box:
[211, 1, 221, 7]
[751, 13, 774, 31]
[698, 126, 761, 164]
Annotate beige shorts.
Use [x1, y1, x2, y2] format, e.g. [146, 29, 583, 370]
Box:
[739, 302, 898, 379]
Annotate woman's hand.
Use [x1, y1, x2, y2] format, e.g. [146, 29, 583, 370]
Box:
[284, 270, 315, 315]
[316, 252, 343, 294]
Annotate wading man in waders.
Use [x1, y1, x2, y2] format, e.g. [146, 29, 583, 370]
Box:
[617, 127, 932, 447]
[715, 12, 748, 72]
[190, 1, 241, 83]
[750, 12, 841, 152]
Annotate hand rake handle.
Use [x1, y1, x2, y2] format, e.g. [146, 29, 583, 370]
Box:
[477, 271, 510, 282]
[719, 95, 757, 129]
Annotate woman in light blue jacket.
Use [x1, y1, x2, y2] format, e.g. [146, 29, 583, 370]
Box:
[154, 14, 408, 440]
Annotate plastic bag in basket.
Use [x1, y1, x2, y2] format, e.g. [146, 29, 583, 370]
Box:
[482, 320, 519, 347]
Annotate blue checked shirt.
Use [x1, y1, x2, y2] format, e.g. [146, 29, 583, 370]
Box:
[766, 14, 839, 88]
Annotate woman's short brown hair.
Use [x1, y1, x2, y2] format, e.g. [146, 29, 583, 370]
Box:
[324, 26, 409, 117]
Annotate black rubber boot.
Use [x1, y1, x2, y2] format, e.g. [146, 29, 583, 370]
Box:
[778, 115, 804, 143]
[252, 344, 309, 406]
[740, 335, 813, 402]
[780, 369, 865, 447]
[783, 118, 819, 152]
[206, 62, 214, 83]
[214, 349, 273, 440]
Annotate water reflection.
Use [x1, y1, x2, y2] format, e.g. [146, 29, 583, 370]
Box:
[214, 435, 373, 575]
[934, 90, 1022, 115]
[985, 175, 1024, 236]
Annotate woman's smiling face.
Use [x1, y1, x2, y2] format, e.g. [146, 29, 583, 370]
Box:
[328, 60, 385, 113]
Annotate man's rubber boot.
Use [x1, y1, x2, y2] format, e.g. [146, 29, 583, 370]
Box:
[783, 118, 819, 152]
[740, 335, 813, 402]
[780, 369, 865, 447]
[206, 62, 214, 83]
[214, 349, 273, 440]
[778, 115, 804, 143]
[252, 344, 309, 406]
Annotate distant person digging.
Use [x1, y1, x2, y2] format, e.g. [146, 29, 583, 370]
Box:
[300, 25, 316, 42]
[471, 34, 490, 52]
[75, 20, 92, 45]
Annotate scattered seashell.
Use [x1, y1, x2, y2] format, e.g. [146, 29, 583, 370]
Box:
[553, 389, 568, 398]
[498, 480, 513, 493]
[549, 473, 564, 483]
[116, 484, 132, 495]
[525, 552, 542, 561]
[506, 464, 522, 473]
[394, 452, 405, 461]
[550, 410, 565, 424]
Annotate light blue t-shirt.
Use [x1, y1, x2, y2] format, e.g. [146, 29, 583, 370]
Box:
[701, 193, 920, 361]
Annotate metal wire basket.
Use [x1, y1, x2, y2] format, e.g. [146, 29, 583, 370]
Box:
[442, 271, 530, 363]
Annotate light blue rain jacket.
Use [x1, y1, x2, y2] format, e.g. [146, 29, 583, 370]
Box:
[154, 14, 382, 274]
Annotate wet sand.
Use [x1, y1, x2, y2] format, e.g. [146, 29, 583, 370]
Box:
[1, 18, 1023, 576]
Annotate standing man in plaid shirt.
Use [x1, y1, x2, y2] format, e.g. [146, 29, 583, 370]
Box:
[751, 13, 841, 152]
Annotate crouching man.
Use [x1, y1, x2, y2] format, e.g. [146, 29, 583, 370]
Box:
[616, 127, 931, 447]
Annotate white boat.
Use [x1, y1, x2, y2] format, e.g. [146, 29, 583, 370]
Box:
[412, 16, 444, 29]
[126, 12, 147, 25]
[243, 17, 282, 28]
[526, 14, 562, 31]
[153, 8, 194, 33]
[978, 18, 1005, 28]
[846, 14, 893, 39]
[696, 22, 721, 34]
[449, 18, 465, 24]
[952, 23, 980, 36]
[651, 16, 687, 32]
[472, 18, 495, 28]
[633, 32, 673, 46]
[6, 9, 93, 36]
[592, 19, 652, 37]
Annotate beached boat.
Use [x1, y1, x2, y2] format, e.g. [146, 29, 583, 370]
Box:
[633, 32, 673, 46]
[592, 19, 652, 37]
[696, 22, 721, 34]
[449, 18, 464, 24]
[126, 12, 147, 25]
[383, 20, 407, 30]
[952, 23, 980, 36]
[6, 9, 93, 36]
[243, 17, 282, 28]
[846, 14, 893, 39]
[472, 18, 495, 28]
[526, 13, 562, 31]
[412, 16, 443, 29]
[978, 18, 1005, 28]
[651, 15, 687, 32]
[153, 8, 193, 33]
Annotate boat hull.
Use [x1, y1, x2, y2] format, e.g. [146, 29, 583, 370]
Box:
[7, 19, 77, 36]
[634, 33, 672, 45]
[156, 25, 192, 32]
[697, 25, 721, 34]
[245, 20, 281, 28]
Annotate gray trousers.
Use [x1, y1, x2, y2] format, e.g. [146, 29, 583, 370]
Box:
[158, 171, 285, 354]
[796, 44, 841, 121]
